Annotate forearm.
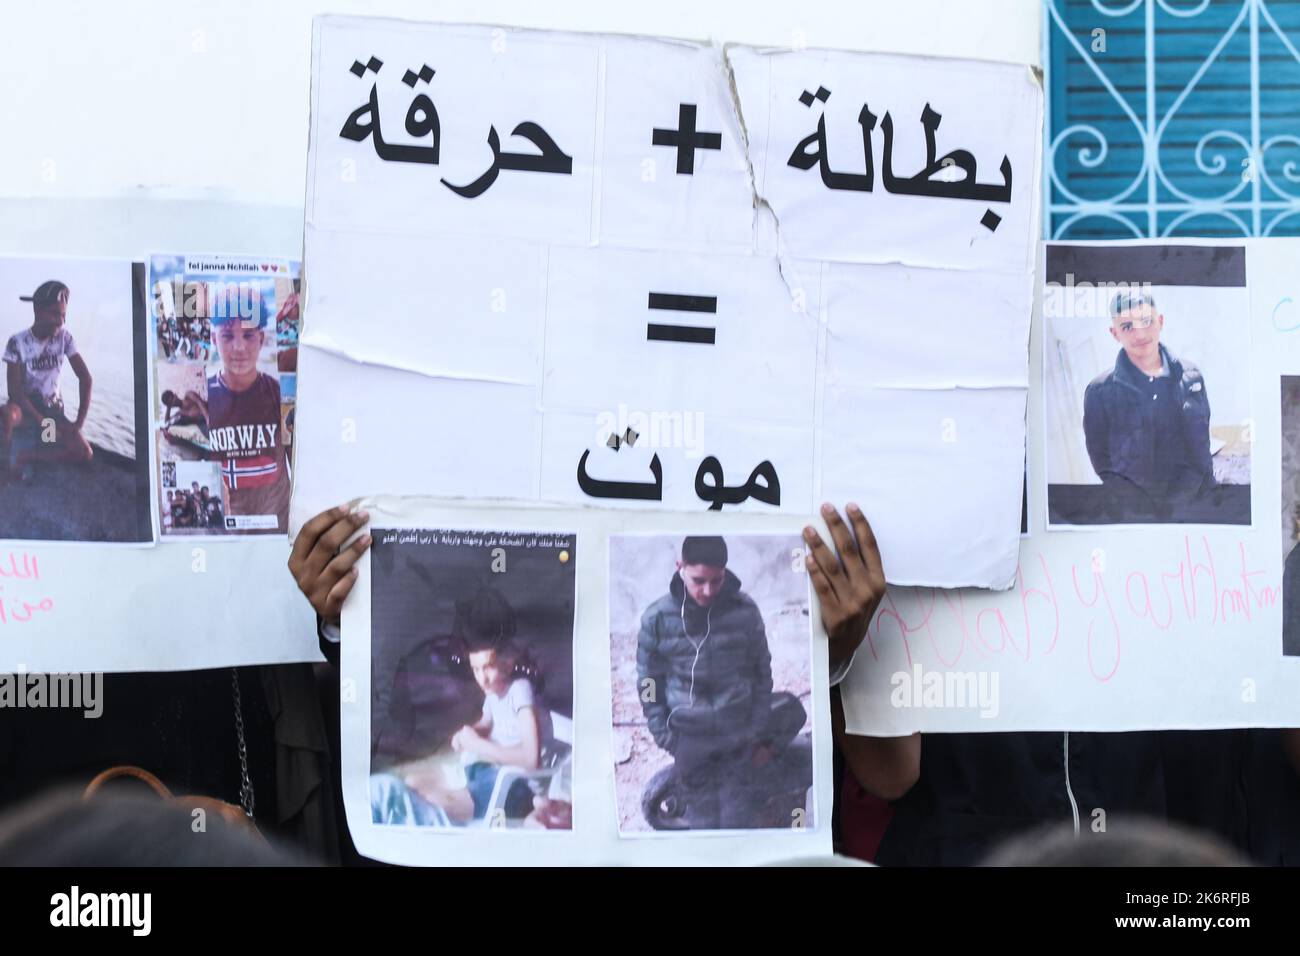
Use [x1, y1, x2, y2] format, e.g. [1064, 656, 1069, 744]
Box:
[12, 392, 41, 421]
[637, 648, 672, 742]
[831, 688, 919, 801]
[469, 736, 539, 769]
[75, 374, 92, 425]
[829, 635, 864, 678]
[641, 688, 671, 742]
[1083, 401, 1110, 478]
[317, 616, 340, 668]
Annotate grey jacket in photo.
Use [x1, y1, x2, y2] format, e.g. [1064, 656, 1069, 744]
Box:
[636, 568, 773, 755]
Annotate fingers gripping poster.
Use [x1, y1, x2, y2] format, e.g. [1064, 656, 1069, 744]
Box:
[341, 496, 833, 865]
[294, 15, 1044, 591]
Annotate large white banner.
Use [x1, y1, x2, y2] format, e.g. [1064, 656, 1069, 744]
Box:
[842, 239, 1300, 734]
[294, 15, 1043, 590]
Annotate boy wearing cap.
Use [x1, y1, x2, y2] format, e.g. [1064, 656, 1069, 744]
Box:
[1, 280, 94, 477]
[207, 288, 290, 533]
[636, 534, 808, 829]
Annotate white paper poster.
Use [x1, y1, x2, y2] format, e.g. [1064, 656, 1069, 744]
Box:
[341, 496, 834, 865]
[0, 202, 319, 675]
[840, 239, 1300, 735]
[294, 15, 1043, 590]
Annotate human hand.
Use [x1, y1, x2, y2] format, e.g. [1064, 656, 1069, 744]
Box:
[287, 504, 371, 625]
[451, 726, 481, 754]
[804, 502, 887, 673]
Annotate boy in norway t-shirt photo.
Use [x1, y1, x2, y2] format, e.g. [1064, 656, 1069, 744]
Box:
[206, 292, 289, 532]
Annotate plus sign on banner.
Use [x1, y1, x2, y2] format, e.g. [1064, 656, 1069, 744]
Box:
[295, 15, 1042, 590]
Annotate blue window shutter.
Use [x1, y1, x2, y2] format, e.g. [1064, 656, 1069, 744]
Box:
[1046, 0, 1300, 239]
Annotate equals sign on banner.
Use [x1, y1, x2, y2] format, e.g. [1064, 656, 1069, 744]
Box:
[646, 292, 717, 345]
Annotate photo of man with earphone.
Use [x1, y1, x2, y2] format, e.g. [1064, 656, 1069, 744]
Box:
[632, 534, 809, 830]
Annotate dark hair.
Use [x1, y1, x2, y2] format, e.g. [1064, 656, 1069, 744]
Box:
[682, 535, 728, 567]
[1110, 290, 1157, 318]
[161, 389, 178, 404]
[981, 817, 1248, 867]
[453, 588, 542, 693]
[0, 787, 310, 867]
[454, 587, 516, 650]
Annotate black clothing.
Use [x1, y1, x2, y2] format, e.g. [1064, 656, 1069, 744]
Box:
[1083, 344, 1213, 496]
[874, 730, 1247, 866]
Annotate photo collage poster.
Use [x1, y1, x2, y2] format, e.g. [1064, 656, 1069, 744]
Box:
[149, 254, 300, 537]
[341, 497, 831, 864]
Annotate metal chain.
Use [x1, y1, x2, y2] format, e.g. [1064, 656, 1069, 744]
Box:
[230, 667, 255, 819]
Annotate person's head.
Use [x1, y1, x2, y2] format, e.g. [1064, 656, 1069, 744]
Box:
[22, 280, 69, 339]
[677, 536, 728, 607]
[166, 490, 174, 501]
[191, 481, 199, 492]
[1109, 290, 1163, 369]
[0, 787, 308, 866]
[467, 645, 516, 696]
[981, 816, 1248, 867]
[211, 284, 266, 382]
[161, 389, 179, 407]
[455, 588, 521, 695]
[199, 485, 209, 498]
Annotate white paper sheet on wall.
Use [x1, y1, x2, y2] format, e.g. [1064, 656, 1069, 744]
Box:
[726, 45, 1040, 272]
[294, 14, 1043, 591]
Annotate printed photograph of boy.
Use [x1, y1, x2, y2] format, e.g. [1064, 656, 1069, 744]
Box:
[1279, 377, 1300, 657]
[149, 255, 299, 537]
[610, 532, 814, 833]
[156, 362, 209, 461]
[205, 286, 289, 534]
[368, 528, 576, 830]
[0, 257, 151, 542]
[1043, 244, 1251, 526]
